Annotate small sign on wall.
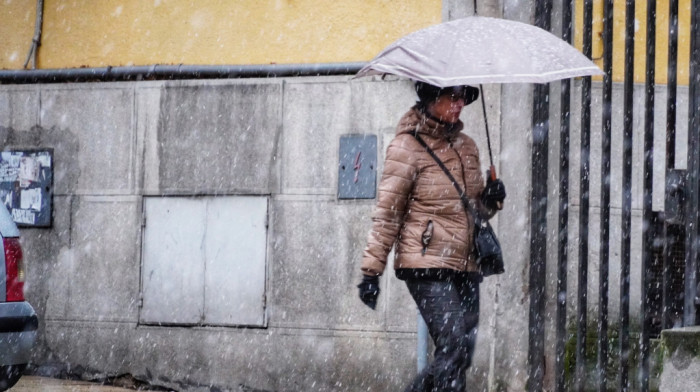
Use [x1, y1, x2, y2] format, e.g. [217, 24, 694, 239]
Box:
[0, 149, 53, 227]
[338, 135, 377, 199]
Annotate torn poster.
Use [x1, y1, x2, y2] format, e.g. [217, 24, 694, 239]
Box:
[0, 149, 53, 227]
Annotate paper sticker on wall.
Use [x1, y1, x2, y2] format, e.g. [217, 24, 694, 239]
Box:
[21, 188, 42, 211]
[0, 149, 53, 227]
[19, 157, 40, 188]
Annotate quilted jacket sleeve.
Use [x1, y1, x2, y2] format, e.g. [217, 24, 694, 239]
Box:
[360, 134, 418, 276]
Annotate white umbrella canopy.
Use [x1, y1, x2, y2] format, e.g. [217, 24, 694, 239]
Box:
[355, 16, 603, 87]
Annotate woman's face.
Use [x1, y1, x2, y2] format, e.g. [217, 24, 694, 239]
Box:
[427, 94, 465, 124]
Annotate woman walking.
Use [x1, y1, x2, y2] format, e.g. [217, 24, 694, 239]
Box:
[357, 81, 506, 392]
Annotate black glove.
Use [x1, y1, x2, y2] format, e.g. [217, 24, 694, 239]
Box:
[357, 275, 380, 310]
[481, 175, 506, 210]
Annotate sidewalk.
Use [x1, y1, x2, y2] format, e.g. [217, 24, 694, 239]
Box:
[10, 376, 166, 392]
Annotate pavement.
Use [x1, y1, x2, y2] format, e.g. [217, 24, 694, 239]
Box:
[9, 376, 167, 392]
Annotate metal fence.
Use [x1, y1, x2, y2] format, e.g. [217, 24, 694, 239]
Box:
[527, 1, 700, 391]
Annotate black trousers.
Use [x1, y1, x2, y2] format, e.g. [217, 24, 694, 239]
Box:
[404, 273, 480, 392]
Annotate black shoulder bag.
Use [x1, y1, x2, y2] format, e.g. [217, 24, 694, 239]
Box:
[413, 134, 504, 277]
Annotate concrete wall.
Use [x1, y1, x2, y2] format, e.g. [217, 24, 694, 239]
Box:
[0, 67, 684, 392]
[659, 326, 700, 392]
[0, 76, 507, 391]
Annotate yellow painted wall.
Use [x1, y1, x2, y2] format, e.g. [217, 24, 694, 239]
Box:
[575, 0, 692, 85]
[0, 0, 441, 69]
[0, 1, 36, 68]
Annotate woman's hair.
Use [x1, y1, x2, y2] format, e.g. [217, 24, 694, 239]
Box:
[414, 81, 479, 105]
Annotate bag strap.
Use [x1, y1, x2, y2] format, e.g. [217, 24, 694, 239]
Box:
[413, 133, 481, 223]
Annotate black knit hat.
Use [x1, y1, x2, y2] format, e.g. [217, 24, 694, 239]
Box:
[414, 81, 479, 105]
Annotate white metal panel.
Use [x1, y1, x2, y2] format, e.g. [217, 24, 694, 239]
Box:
[204, 196, 267, 326]
[141, 197, 206, 324]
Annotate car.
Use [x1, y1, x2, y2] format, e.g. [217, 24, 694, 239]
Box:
[0, 206, 38, 391]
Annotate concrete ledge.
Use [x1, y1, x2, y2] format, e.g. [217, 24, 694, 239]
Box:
[659, 326, 700, 392]
[39, 320, 417, 392]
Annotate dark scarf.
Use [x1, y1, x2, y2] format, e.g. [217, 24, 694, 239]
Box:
[414, 102, 463, 138]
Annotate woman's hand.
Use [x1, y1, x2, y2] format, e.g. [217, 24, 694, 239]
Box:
[357, 275, 381, 310]
[481, 176, 506, 210]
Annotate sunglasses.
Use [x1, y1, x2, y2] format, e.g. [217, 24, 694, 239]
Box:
[441, 86, 479, 103]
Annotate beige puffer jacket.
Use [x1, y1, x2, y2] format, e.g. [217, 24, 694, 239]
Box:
[361, 106, 493, 277]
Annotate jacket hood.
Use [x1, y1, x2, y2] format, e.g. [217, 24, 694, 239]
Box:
[396, 105, 464, 140]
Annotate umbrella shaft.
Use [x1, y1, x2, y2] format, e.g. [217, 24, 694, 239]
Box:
[479, 85, 495, 169]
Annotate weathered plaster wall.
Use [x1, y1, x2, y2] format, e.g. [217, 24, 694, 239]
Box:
[0, 76, 504, 391]
[0, 68, 680, 392]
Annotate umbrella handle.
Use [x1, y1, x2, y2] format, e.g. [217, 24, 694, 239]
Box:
[489, 164, 497, 181]
[488, 164, 503, 210]
[480, 86, 501, 209]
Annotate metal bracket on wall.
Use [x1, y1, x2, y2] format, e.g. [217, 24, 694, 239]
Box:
[338, 135, 377, 199]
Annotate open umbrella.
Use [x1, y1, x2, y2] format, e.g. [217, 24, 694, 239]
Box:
[355, 16, 603, 181]
[354, 16, 603, 86]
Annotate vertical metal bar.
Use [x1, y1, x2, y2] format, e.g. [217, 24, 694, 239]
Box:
[620, 1, 635, 391]
[685, 0, 700, 327]
[556, 1, 573, 391]
[667, 0, 679, 171]
[641, 1, 657, 391]
[598, 1, 613, 391]
[576, 1, 593, 391]
[529, 82, 549, 392]
[663, 0, 679, 332]
[528, 1, 552, 390]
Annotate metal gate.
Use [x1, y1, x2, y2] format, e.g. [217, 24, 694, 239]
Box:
[527, 1, 700, 391]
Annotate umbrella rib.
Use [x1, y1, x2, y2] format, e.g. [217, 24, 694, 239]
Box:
[363, 64, 602, 85]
